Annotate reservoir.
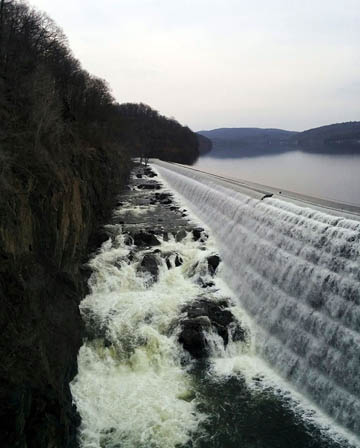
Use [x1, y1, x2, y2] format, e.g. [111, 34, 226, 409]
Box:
[194, 151, 360, 206]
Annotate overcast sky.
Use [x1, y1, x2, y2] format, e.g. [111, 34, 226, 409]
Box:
[30, 0, 360, 131]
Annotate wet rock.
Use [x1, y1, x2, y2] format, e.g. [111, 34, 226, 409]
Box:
[175, 254, 183, 267]
[137, 183, 161, 190]
[175, 229, 187, 242]
[138, 254, 160, 280]
[155, 192, 172, 205]
[127, 252, 135, 263]
[178, 317, 211, 358]
[165, 253, 183, 269]
[132, 231, 161, 247]
[192, 227, 205, 241]
[178, 299, 245, 358]
[200, 280, 215, 289]
[123, 234, 134, 246]
[207, 255, 220, 275]
[155, 192, 170, 200]
[144, 168, 157, 177]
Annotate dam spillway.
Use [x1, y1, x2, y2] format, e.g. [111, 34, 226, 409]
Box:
[152, 160, 360, 437]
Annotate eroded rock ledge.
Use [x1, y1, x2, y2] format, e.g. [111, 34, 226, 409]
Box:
[0, 148, 130, 448]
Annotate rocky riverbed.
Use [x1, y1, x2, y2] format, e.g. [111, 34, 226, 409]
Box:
[112, 164, 246, 359]
[70, 163, 357, 448]
[70, 163, 248, 447]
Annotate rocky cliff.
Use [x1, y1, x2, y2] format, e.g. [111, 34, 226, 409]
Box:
[0, 146, 130, 447]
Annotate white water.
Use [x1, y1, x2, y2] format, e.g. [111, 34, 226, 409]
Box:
[70, 200, 251, 447]
[153, 161, 360, 439]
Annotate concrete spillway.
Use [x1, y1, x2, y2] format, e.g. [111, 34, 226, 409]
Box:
[152, 159, 360, 436]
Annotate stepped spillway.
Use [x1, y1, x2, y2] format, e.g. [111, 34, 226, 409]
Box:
[152, 160, 360, 436]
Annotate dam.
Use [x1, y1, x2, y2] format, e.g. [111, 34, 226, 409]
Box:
[71, 161, 360, 447]
[152, 160, 360, 435]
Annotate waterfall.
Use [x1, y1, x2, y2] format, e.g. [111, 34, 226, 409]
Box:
[152, 161, 360, 435]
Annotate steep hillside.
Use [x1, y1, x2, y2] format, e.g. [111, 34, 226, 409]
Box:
[0, 145, 130, 448]
[115, 103, 199, 164]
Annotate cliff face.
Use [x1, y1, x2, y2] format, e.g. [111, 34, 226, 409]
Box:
[0, 146, 130, 447]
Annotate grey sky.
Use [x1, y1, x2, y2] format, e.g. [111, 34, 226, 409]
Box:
[30, 0, 360, 131]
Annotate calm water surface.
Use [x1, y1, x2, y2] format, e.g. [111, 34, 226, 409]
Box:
[195, 151, 360, 206]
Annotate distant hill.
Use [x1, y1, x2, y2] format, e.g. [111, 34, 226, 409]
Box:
[197, 128, 297, 158]
[198, 122, 360, 158]
[292, 121, 360, 152]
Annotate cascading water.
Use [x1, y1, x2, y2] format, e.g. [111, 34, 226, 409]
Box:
[70, 166, 253, 447]
[152, 161, 360, 438]
[71, 163, 360, 448]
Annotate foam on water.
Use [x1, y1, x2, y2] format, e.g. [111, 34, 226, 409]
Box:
[71, 203, 233, 447]
[152, 161, 360, 442]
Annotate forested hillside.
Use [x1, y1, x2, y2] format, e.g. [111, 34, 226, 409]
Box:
[198, 123, 360, 158]
[0, 1, 198, 447]
[197, 128, 296, 158]
[292, 121, 360, 151]
[0, 1, 199, 165]
[115, 103, 199, 164]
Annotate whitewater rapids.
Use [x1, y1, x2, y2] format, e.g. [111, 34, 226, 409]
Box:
[152, 161, 360, 438]
[70, 163, 360, 447]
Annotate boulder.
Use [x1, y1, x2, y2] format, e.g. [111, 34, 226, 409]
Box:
[207, 255, 220, 275]
[155, 192, 172, 205]
[178, 298, 245, 358]
[137, 183, 161, 190]
[178, 316, 211, 358]
[144, 168, 157, 177]
[175, 229, 187, 242]
[165, 253, 183, 269]
[175, 254, 183, 267]
[132, 231, 161, 247]
[200, 280, 215, 289]
[192, 227, 205, 241]
[138, 254, 160, 281]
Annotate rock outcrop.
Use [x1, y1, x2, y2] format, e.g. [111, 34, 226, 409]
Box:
[178, 299, 246, 358]
[0, 147, 130, 448]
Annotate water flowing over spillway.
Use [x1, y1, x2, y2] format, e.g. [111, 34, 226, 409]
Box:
[152, 161, 360, 439]
[71, 162, 360, 448]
